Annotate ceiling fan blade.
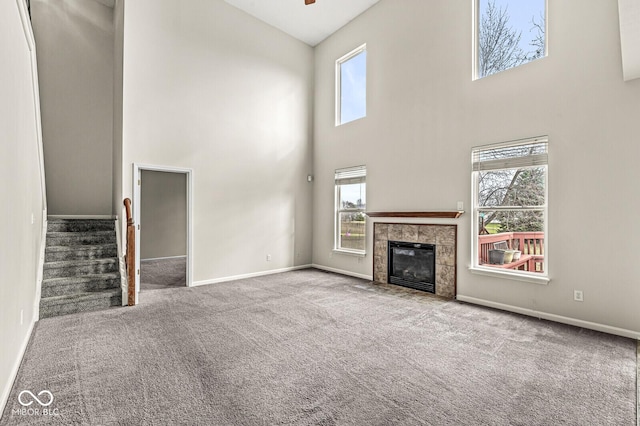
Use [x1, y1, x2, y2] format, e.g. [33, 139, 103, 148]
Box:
[305, 0, 315, 5]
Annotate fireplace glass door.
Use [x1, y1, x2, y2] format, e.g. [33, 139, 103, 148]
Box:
[388, 241, 435, 293]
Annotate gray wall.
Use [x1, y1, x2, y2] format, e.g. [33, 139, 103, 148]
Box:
[121, 0, 315, 282]
[313, 0, 640, 335]
[32, 0, 114, 215]
[140, 171, 187, 260]
[0, 0, 46, 411]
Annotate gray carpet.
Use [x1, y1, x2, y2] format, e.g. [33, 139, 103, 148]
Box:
[1, 269, 637, 425]
[140, 257, 186, 291]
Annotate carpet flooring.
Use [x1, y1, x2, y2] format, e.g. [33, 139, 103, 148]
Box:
[1, 269, 637, 425]
[140, 257, 186, 291]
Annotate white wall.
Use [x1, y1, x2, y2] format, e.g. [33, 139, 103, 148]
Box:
[0, 0, 46, 413]
[313, 0, 640, 335]
[618, 0, 640, 81]
[113, 0, 124, 217]
[140, 171, 187, 260]
[32, 0, 114, 215]
[121, 0, 314, 283]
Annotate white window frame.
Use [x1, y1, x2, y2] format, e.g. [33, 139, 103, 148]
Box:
[334, 165, 367, 256]
[473, 0, 549, 80]
[470, 136, 549, 284]
[336, 43, 367, 126]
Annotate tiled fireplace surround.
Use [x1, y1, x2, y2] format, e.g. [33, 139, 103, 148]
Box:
[373, 223, 457, 299]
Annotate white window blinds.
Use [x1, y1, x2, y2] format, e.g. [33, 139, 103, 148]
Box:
[335, 165, 366, 185]
[472, 137, 548, 172]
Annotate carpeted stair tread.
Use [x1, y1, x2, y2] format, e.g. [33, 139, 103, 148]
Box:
[46, 243, 117, 252]
[43, 272, 120, 283]
[41, 274, 120, 298]
[46, 231, 116, 247]
[41, 289, 121, 303]
[44, 257, 118, 269]
[43, 259, 118, 279]
[47, 219, 116, 232]
[45, 244, 117, 262]
[39, 289, 122, 319]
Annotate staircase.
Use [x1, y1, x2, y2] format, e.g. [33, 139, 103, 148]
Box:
[40, 219, 122, 319]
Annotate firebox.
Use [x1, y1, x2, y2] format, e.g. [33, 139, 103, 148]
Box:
[388, 241, 436, 293]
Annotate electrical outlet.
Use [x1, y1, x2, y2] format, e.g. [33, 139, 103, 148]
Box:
[266, 254, 272, 262]
[573, 290, 584, 302]
[457, 201, 464, 211]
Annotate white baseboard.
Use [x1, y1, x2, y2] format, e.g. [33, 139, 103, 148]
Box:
[0, 317, 35, 418]
[311, 264, 373, 281]
[192, 265, 313, 287]
[48, 215, 116, 220]
[141, 255, 187, 262]
[456, 295, 640, 340]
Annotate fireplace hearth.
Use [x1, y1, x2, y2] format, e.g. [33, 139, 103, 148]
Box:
[388, 241, 436, 293]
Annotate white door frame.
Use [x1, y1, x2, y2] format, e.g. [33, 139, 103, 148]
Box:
[132, 163, 194, 302]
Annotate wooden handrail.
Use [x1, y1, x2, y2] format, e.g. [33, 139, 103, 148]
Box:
[124, 198, 136, 306]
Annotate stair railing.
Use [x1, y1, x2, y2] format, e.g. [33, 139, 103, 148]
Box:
[124, 198, 136, 306]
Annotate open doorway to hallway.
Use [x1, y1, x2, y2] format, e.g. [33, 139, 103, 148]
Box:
[136, 168, 191, 293]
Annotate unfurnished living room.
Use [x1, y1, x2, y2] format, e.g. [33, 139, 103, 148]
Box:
[2, 0, 639, 424]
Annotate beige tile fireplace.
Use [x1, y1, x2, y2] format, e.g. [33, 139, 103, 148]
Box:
[373, 223, 457, 299]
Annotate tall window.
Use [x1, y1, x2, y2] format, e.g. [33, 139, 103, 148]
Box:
[476, 0, 546, 78]
[335, 166, 367, 254]
[336, 44, 367, 125]
[471, 137, 548, 281]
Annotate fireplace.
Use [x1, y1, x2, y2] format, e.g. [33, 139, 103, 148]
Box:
[388, 241, 436, 293]
[374, 223, 456, 299]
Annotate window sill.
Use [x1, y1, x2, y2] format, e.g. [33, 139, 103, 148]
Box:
[333, 249, 366, 258]
[469, 266, 550, 285]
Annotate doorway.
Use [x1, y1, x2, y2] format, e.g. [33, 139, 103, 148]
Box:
[133, 164, 193, 301]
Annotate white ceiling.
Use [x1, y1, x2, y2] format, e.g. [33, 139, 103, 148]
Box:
[224, 0, 381, 46]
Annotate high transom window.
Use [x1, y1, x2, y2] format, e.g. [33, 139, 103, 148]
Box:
[336, 44, 367, 125]
[476, 0, 547, 78]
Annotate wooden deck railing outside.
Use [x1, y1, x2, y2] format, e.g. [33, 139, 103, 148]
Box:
[478, 232, 545, 273]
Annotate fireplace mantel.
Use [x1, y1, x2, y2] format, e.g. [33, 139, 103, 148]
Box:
[366, 211, 464, 219]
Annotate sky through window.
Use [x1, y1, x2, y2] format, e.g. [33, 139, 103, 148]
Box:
[340, 50, 366, 124]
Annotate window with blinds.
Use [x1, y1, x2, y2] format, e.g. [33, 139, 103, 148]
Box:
[335, 166, 367, 254]
[471, 137, 548, 280]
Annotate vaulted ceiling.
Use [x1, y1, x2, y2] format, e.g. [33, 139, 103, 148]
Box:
[224, 0, 380, 46]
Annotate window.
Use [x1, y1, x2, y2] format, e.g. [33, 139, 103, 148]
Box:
[476, 0, 546, 78]
[336, 44, 366, 125]
[335, 166, 367, 254]
[471, 137, 548, 282]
